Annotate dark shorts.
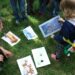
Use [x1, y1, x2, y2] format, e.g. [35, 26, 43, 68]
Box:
[54, 34, 68, 46]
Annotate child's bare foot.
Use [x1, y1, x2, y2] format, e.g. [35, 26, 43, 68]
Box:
[51, 53, 59, 61]
[0, 46, 13, 58]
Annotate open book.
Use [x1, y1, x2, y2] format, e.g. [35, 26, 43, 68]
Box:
[17, 55, 38, 75]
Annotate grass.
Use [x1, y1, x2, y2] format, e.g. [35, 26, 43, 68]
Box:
[0, 0, 75, 75]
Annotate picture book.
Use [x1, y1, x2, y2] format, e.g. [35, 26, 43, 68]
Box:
[39, 15, 61, 37]
[17, 55, 38, 75]
[2, 31, 20, 46]
[23, 26, 38, 40]
[32, 47, 51, 68]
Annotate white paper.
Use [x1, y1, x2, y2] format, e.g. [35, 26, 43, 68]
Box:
[2, 31, 20, 46]
[17, 55, 38, 75]
[39, 15, 61, 38]
[32, 47, 51, 68]
[23, 26, 38, 40]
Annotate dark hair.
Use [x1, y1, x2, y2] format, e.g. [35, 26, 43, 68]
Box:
[60, 0, 75, 19]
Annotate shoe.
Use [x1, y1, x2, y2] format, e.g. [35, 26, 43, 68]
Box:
[15, 20, 20, 25]
[51, 53, 59, 61]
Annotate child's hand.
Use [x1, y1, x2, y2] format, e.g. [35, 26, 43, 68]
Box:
[51, 34, 55, 38]
[58, 18, 65, 24]
[0, 47, 13, 58]
[0, 19, 3, 31]
[3, 50, 13, 58]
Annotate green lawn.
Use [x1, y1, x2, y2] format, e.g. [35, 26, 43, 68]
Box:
[0, 0, 75, 75]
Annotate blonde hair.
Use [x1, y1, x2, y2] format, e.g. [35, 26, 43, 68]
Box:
[60, 0, 75, 19]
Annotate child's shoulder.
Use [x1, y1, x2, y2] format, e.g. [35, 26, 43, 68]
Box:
[63, 20, 75, 26]
[62, 20, 75, 30]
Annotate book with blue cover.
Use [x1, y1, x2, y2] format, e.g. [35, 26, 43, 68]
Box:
[23, 26, 38, 40]
[39, 15, 61, 38]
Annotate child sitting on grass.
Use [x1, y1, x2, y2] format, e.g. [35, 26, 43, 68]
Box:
[51, 0, 75, 61]
[0, 19, 13, 71]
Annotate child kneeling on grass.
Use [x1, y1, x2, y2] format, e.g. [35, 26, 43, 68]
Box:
[51, 0, 75, 61]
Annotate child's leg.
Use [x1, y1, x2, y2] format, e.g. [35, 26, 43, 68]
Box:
[51, 44, 64, 61]
[54, 34, 68, 46]
[10, 0, 20, 21]
[51, 34, 68, 60]
[55, 44, 64, 59]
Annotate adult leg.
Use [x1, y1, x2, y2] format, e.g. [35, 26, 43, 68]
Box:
[39, 0, 48, 15]
[50, 0, 60, 16]
[18, 0, 26, 20]
[10, 0, 20, 21]
[54, 0, 60, 16]
[27, 0, 34, 15]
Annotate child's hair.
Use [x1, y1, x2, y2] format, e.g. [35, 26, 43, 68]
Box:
[60, 0, 75, 19]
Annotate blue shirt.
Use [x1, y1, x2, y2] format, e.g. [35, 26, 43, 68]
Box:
[60, 20, 75, 42]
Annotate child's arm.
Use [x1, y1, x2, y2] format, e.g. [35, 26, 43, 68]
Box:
[63, 37, 73, 45]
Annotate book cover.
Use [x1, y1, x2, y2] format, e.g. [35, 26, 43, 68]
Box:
[39, 15, 61, 38]
[2, 31, 20, 46]
[32, 47, 51, 68]
[17, 55, 38, 75]
[23, 26, 38, 40]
